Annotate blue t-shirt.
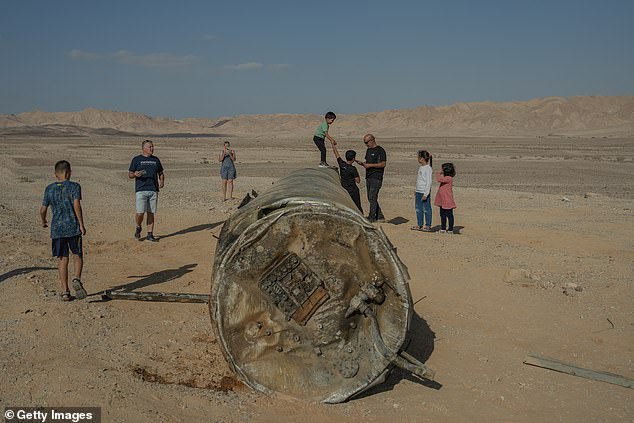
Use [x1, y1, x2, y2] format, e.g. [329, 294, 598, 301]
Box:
[129, 155, 164, 192]
[42, 180, 82, 239]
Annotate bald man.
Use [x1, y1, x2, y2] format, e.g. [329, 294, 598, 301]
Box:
[358, 134, 387, 222]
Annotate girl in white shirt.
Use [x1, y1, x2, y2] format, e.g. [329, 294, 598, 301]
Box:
[412, 150, 433, 231]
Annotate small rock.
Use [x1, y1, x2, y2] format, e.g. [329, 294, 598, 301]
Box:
[503, 268, 531, 284]
[584, 192, 600, 198]
[563, 287, 577, 297]
[561, 197, 571, 202]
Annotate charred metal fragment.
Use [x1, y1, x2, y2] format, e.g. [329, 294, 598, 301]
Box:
[210, 167, 429, 403]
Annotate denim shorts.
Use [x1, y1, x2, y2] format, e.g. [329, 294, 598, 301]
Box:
[52, 235, 83, 258]
[136, 191, 158, 213]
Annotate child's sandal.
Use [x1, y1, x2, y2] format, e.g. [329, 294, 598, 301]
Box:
[60, 291, 71, 302]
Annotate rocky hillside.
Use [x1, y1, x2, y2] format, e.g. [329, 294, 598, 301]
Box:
[1, 96, 633, 138]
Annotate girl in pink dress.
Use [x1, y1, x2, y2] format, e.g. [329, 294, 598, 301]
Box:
[434, 163, 457, 234]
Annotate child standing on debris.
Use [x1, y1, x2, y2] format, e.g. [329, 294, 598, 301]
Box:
[434, 162, 457, 234]
[40, 160, 88, 301]
[412, 150, 433, 232]
[329, 140, 363, 213]
[313, 111, 337, 167]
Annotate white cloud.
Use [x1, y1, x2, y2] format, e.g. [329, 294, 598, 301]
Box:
[267, 63, 290, 71]
[69, 49, 288, 73]
[112, 50, 199, 68]
[68, 49, 102, 60]
[224, 62, 264, 71]
[68, 49, 199, 69]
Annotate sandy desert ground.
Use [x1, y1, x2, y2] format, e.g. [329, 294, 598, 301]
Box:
[0, 134, 632, 422]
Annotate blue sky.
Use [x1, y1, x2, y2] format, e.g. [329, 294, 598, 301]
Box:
[1, 0, 633, 118]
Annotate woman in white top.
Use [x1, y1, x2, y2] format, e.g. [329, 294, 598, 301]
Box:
[412, 150, 433, 231]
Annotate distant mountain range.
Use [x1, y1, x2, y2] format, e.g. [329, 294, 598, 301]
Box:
[1, 96, 633, 138]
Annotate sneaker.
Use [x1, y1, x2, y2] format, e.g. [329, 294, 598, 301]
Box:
[71, 278, 87, 300]
[146, 233, 158, 242]
[447, 230, 454, 234]
[134, 226, 142, 240]
[439, 229, 446, 233]
[318, 161, 329, 167]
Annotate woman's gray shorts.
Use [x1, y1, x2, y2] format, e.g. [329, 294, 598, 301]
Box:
[220, 163, 237, 180]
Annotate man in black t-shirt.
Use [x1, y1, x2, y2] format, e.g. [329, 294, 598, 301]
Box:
[358, 134, 386, 222]
[330, 141, 363, 213]
[128, 140, 165, 241]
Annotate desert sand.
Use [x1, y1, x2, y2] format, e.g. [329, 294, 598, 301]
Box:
[0, 129, 633, 422]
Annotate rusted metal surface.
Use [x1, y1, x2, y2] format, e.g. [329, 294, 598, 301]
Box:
[210, 167, 430, 403]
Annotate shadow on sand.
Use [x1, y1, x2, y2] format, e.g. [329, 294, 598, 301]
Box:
[353, 312, 439, 400]
[429, 224, 464, 234]
[158, 221, 224, 240]
[0, 266, 57, 284]
[107, 263, 198, 292]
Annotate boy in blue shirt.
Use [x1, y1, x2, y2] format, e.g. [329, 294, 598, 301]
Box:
[313, 111, 338, 167]
[40, 160, 87, 301]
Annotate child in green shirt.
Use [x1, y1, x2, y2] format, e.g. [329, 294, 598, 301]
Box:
[313, 111, 337, 167]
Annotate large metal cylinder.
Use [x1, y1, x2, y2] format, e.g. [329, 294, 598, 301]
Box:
[210, 167, 415, 403]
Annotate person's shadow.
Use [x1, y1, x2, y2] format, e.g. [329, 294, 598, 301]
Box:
[159, 221, 224, 240]
[108, 263, 198, 292]
[0, 266, 57, 283]
[430, 225, 464, 234]
[353, 312, 439, 400]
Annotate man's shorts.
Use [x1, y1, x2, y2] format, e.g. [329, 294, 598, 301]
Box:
[52, 235, 83, 258]
[136, 191, 158, 214]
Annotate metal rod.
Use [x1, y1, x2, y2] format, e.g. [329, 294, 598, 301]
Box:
[102, 290, 209, 304]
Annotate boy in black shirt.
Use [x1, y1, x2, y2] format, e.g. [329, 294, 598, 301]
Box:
[329, 140, 363, 213]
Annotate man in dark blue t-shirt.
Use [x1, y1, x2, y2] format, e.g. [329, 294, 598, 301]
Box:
[128, 140, 164, 241]
[358, 134, 387, 222]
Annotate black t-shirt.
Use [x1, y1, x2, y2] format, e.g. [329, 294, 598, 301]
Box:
[129, 155, 164, 192]
[365, 146, 387, 179]
[337, 157, 360, 191]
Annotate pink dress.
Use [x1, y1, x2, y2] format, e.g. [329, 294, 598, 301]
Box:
[434, 175, 457, 209]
